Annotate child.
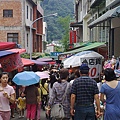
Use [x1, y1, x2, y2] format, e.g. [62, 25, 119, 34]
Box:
[17, 92, 26, 118]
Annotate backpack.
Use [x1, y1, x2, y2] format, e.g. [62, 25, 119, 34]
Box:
[50, 83, 69, 119]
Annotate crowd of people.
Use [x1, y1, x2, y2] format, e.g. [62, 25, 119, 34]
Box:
[0, 61, 120, 120]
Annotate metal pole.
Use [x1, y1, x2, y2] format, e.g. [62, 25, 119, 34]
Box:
[30, 25, 32, 60]
[29, 13, 57, 60]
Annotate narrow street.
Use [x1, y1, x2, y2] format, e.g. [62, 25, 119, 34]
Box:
[10, 109, 47, 120]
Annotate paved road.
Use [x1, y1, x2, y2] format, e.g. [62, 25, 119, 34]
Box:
[10, 109, 48, 120]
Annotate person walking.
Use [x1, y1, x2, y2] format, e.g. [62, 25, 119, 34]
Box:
[35, 83, 42, 120]
[46, 68, 71, 120]
[40, 78, 49, 111]
[0, 72, 15, 120]
[70, 63, 100, 120]
[48, 74, 57, 99]
[24, 84, 40, 120]
[100, 68, 120, 120]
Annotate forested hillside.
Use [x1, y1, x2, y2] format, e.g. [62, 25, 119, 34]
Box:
[41, 0, 74, 41]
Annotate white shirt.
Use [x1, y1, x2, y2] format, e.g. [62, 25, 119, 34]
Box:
[0, 84, 15, 111]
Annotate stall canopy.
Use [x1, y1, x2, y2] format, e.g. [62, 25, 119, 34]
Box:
[60, 42, 105, 55]
[88, 6, 120, 28]
[37, 58, 53, 62]
[0, 42, 16, 50]
[64, 51, 104, 78]
[21, 58, 34, 66]
[32, 60, 49, 65]
[7, 48, 26, 54]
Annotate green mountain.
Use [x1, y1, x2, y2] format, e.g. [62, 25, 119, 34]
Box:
[41, 0, 74, 41]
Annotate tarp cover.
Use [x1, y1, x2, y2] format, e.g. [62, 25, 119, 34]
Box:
[0, 50, 16, 58]
[7, 48, 26, 54]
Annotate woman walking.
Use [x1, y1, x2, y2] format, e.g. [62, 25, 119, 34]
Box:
[100, 68, 120, 120]
[0, 72, 15, 120]
[46, 68, 71, 120]
[24, 84, 40, 120]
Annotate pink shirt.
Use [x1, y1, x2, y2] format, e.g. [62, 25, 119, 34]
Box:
[0, 84, 15, 111]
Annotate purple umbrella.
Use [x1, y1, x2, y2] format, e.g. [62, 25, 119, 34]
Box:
[37, 58, 53, 62]
[32, 60, 48, 65]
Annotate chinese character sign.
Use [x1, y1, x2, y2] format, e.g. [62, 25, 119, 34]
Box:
[69, 30, 77, 44]
[81, 57, 102, 78]
[0, 53, 23, 72]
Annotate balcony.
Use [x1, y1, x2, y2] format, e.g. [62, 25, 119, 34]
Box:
[90, 0, 105, 8]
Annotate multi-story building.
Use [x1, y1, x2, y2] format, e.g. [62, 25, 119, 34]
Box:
[73, 0, 120, 58]
[0, 0, 44, 53]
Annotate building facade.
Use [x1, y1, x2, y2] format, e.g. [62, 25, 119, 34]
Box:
[74, 0, 120, 58]
[0, 0, 44, 53]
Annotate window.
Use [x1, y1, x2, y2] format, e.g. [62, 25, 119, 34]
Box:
[7, 33, 18, 44]
[3, 10, 13, 17]
[30, 8, 32, 21]
[27, 5, 28, 19]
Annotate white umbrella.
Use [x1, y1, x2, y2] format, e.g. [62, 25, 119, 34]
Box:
[64, 51, 104, 68]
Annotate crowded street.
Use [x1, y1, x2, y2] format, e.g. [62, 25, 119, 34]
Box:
[1, 0, 120, 120]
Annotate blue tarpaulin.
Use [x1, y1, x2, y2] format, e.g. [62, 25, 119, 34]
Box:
[0, 50, 16, 58]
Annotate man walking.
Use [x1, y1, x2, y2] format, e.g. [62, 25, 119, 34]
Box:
[70, 63, 100, 120]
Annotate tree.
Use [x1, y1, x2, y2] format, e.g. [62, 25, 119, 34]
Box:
[58, 16, 71, 52]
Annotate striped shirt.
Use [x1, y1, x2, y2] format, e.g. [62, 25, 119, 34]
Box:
[71, 76, 99, 105]
[48, 81, 71, 118]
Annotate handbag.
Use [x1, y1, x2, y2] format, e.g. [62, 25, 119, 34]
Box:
[51, 83, 69, 119]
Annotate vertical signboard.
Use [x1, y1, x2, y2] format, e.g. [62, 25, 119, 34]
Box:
[69, 30, 77, 46]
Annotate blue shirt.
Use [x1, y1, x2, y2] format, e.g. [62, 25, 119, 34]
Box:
[71, 76, 99, 105]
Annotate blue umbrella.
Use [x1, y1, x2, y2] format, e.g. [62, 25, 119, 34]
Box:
[12, 71, 40, 86]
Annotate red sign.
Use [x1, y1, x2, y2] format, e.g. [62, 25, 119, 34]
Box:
[0, 53, 23, 72]
[69, 30, 77, 44]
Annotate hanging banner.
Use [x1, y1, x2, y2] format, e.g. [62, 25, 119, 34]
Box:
[69, 30, 77, 44]
[0, 53, 23, 72]
[81, 57, 102, 78]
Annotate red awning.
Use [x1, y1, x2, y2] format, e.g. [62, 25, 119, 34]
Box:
[7, 48, 26, 54]
[21, 58, 34, 66]
[0, 42, 16, 50]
